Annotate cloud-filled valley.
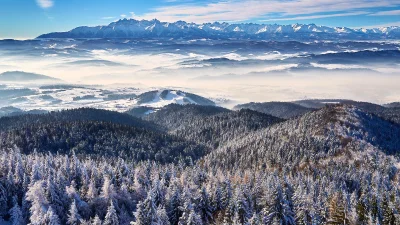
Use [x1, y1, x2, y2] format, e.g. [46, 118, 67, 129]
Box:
[0, 38, 400, 110]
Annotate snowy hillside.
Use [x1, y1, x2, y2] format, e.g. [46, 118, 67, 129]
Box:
[38, 19, 400, 40]
[135, 89, 215, 108]
[0, 85, 216, 114]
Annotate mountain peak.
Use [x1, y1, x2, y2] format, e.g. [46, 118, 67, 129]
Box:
[37, 19, 400, 40]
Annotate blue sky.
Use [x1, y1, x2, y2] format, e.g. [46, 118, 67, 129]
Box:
[0, 0, 399, 39]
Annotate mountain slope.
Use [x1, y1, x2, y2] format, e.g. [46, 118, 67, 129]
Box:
[0, 108, 160, 132]
[292, 99, 400, 124]
[0, 71, 61, 82]
[293, 99, 385, 112]
[37, 19, 400, 40]
[145, 104, 283, 148]
[135, 89, 215, 107]
[0, 108, 207, 163]
[0, 106, 47, 118]
[234, 102, 313, 119]
[204, 105, 400, 170]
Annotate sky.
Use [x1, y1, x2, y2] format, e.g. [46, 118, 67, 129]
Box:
[0, 0, 400, 39]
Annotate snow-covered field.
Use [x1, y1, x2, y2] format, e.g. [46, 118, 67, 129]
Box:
[0, 84, 226, 114]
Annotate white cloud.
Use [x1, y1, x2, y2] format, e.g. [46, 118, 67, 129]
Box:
[354, 21, 400, 29]
[132, 0, 400, 23]
[262, 11, 368, 22]
[369, 10, 400, 16]
[36, 0, 54, 9]
[102, 17, 116, 20]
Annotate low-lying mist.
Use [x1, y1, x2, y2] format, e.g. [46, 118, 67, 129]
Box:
[0, 39, 399, 105]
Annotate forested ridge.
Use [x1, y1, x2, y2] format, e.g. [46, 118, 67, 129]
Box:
[0, 108, 160, 132]
[145, 104, 284, 148]
[1, 103, 400, 225]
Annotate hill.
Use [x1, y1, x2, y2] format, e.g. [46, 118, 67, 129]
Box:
[135, 89, 215, 107]
[234, 102, 313, 119]
[145, 104, 283, 148]
[0, 108, 207, 163]
[204, 104, 400, 170]
[0, 71, 61, 82]
[385, 102, 400, 108]
[0, 108, 159, 132]
[0, 106, 47, 118]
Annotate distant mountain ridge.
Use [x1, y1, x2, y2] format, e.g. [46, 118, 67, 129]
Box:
[37, 19, 400, 40]
[0, 71, 61, 82]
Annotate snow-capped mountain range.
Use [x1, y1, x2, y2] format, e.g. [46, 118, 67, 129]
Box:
[38, 18, 400, 40]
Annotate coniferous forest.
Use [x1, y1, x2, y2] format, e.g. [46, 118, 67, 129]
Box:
[1, 103, 400, 225]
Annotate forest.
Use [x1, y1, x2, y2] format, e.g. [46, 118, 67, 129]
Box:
[0, 104, 400, 225]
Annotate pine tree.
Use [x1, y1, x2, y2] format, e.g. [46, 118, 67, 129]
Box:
[234, 188, 251, 224]
[356, 198, 368, 225]
[263, 184, 295, 225]
[104, 201, 119, 225]
[135, 197, 158, 225]
[221, 180, 232, 209]
[151, 180, 165, 207]
[212, 184, 224, 211]
[46, 207, 61, 225]
[248, 212, 260, 225]
[26, 180, 49, 225]
[327, 192, 350, 225]
[156, 207, 171, 225]
[67, 200, 82, 225]
[9, 199, 24, 225]
[197, 187, 214, 224]
[232, 211, 242, 225]
[381, 196, 395, 225]
[100, 176, 116, 203]
[178, 200, 196, 225]
[92, 215, 102, 225]
[186, 210, 203, 225]
[167, 188, 181, 225]
[86, 179, 97, 200]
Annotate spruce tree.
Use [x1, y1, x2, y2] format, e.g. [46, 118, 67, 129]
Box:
[67, 200, 81, 225]
[104, 201, 119, 225]
[9, 199, 24, 225]
[46, 207, 61, 225]
[197, 187, 214, 224]
[327, 192, 349, 225]
[92, 215, 102, 225]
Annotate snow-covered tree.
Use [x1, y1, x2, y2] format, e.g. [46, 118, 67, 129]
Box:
[197, 187, 214, 224]
[9, 199, 24, 225]
[156, 207, 171, 225]
[104, 201, 119, 225]
[91, 215, 102, 225]
[67, 200, 82, 225]
[26, 180, 48, 225]
[46, 207, 61, 225]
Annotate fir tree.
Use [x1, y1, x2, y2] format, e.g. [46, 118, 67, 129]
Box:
[134, 197, 158, 225]
[91, 215, 102, 225]
[67, 200, 82, 225]
[156, 207, 171, 225]
[104, 201, 119, 225]
[26, 180, 48, 225]
[9, 199, 24, 225]
[327, 192, 350, 225]
[197, 187, 214, 224]
[46, 207, 61, 225]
